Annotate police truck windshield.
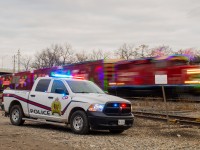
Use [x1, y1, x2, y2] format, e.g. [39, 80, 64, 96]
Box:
[66, 80, 105, 94]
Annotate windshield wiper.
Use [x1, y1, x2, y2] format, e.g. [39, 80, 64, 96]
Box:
[89, 92, 104, 94]
[75, 91, 90, 93]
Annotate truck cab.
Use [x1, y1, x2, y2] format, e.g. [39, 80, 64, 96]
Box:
[3, 76, 134, 134]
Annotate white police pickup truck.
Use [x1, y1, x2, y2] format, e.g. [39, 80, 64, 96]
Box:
[2, 77, 134, 134]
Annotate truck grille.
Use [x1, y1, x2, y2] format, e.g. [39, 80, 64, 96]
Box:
[103, 102, 132, 116]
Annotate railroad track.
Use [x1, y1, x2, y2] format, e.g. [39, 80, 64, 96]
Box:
[133, 111, 200, 126]
[126, 96, 200, 103]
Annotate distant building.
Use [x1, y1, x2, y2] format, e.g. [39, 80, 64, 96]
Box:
[0, 69, 13, 75]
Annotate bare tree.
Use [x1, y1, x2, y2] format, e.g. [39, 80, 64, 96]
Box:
[60, 43, 75, 65]
[50, 44, 62, 66]
[103, 51, 112, 59]
[176, 48, 196, 56]
[176, 48, 200, 63]
[31, 52, 44, 69]
[89, 49, 111, 60]
[135, 44, 150, 58]
[149, 45, 173, 57]
[89, 49, 103, 60]
[191, 55, 200, 64]
[20, 55, 32, 71]
[31, 44, 71, 69]
[115, 43, 137, 60]
[75, 50, 88, 62]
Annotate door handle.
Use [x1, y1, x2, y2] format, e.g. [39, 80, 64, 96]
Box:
[30, 95, 35, 97]
[48, 96, 54, 99]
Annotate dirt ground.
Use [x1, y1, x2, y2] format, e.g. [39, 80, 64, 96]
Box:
[0, 110, 200, 150]
[0, 111, 75, 150]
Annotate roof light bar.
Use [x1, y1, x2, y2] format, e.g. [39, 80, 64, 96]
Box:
[50, 71, 85, 80]
[51, 72, 73, 78]
[53, 74, 73, 78]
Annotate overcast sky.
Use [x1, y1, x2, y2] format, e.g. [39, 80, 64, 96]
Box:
[0, 0, 200, 69]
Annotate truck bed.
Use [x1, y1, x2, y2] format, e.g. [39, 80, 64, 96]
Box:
[3, 90, 30, 113]
[3, 90, 30, 98]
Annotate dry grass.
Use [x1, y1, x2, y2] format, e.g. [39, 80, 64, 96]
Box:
[132, 99, 199, 113]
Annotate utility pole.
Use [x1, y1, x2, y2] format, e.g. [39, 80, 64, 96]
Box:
[17, 49, 21, 72]
[13, 55, 16, 73]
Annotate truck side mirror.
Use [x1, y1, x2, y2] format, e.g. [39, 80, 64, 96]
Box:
[55, 88, 68, 95]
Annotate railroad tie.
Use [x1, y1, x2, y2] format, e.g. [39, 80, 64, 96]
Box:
[195, 118, 200, 122]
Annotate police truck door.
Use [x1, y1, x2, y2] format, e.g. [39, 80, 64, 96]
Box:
[47, 79, 71, 121]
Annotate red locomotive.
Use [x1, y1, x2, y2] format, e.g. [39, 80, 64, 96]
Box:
[108, 55, 200, 98]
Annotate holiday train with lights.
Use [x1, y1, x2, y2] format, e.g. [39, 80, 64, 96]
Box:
[109, 55, 200, 98]
[0, 55, 200, 98]
[0, 60, 117, 92]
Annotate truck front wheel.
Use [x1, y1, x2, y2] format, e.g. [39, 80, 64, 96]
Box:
[10, 105, 25, 126]
[70, 110, 89, 134]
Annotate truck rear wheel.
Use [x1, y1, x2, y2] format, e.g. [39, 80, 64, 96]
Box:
[70, 110, 89, 134]
[10, 105, 25, 126]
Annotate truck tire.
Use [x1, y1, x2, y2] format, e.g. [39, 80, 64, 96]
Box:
[70, 110, 89, 134]
[10, 105, 25, 126]
[109, 129, 124, 134]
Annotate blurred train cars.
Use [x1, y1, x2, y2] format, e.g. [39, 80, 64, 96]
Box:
[0, 59, 118, 92]
[108, 55, 200, 98]
[0, 55, 199, 99]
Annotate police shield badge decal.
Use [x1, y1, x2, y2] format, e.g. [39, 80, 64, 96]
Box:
[51, 97, 62, 116]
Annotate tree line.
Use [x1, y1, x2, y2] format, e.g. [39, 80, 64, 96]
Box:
[20, 43, 200, 71]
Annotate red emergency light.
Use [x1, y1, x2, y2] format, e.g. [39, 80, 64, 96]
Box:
[121, 103, 126, 108]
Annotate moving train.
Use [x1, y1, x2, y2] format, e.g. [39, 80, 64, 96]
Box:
[109, 55, 200, 98]
[0, 55, 199, 98]
[0, 59, 117, 92]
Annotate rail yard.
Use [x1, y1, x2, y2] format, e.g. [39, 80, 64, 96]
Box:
[1, 98, 200, 150]
[1, 0, 200, 149]
[1, 55, 200, 99]
[0, 54, 200, 149]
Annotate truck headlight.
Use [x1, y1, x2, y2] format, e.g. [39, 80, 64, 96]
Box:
[88, 104, 105, 112]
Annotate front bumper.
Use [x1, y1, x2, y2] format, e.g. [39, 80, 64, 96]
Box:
[87, 111, 134, 130]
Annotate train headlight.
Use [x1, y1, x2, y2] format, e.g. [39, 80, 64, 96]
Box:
[88, 104, 105, 112]
[186, 69, 200, 74]
[185, 81, 200, 84]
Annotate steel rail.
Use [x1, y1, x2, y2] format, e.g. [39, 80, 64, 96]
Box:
[126, 96, 200, 103]
[133, 111, 200, 126]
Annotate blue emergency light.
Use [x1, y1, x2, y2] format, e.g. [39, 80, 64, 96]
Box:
[50, 71, 72, 78]
[50, 70, 85, 80]
[113, 103, 119, 107]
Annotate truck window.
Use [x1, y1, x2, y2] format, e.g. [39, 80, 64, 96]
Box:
[51, 80, 68, 94]
[35, 79, 51, 92]
[66, 80, 104, 94]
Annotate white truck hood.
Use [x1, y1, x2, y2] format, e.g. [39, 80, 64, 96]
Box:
[73, 93, 131, 104]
